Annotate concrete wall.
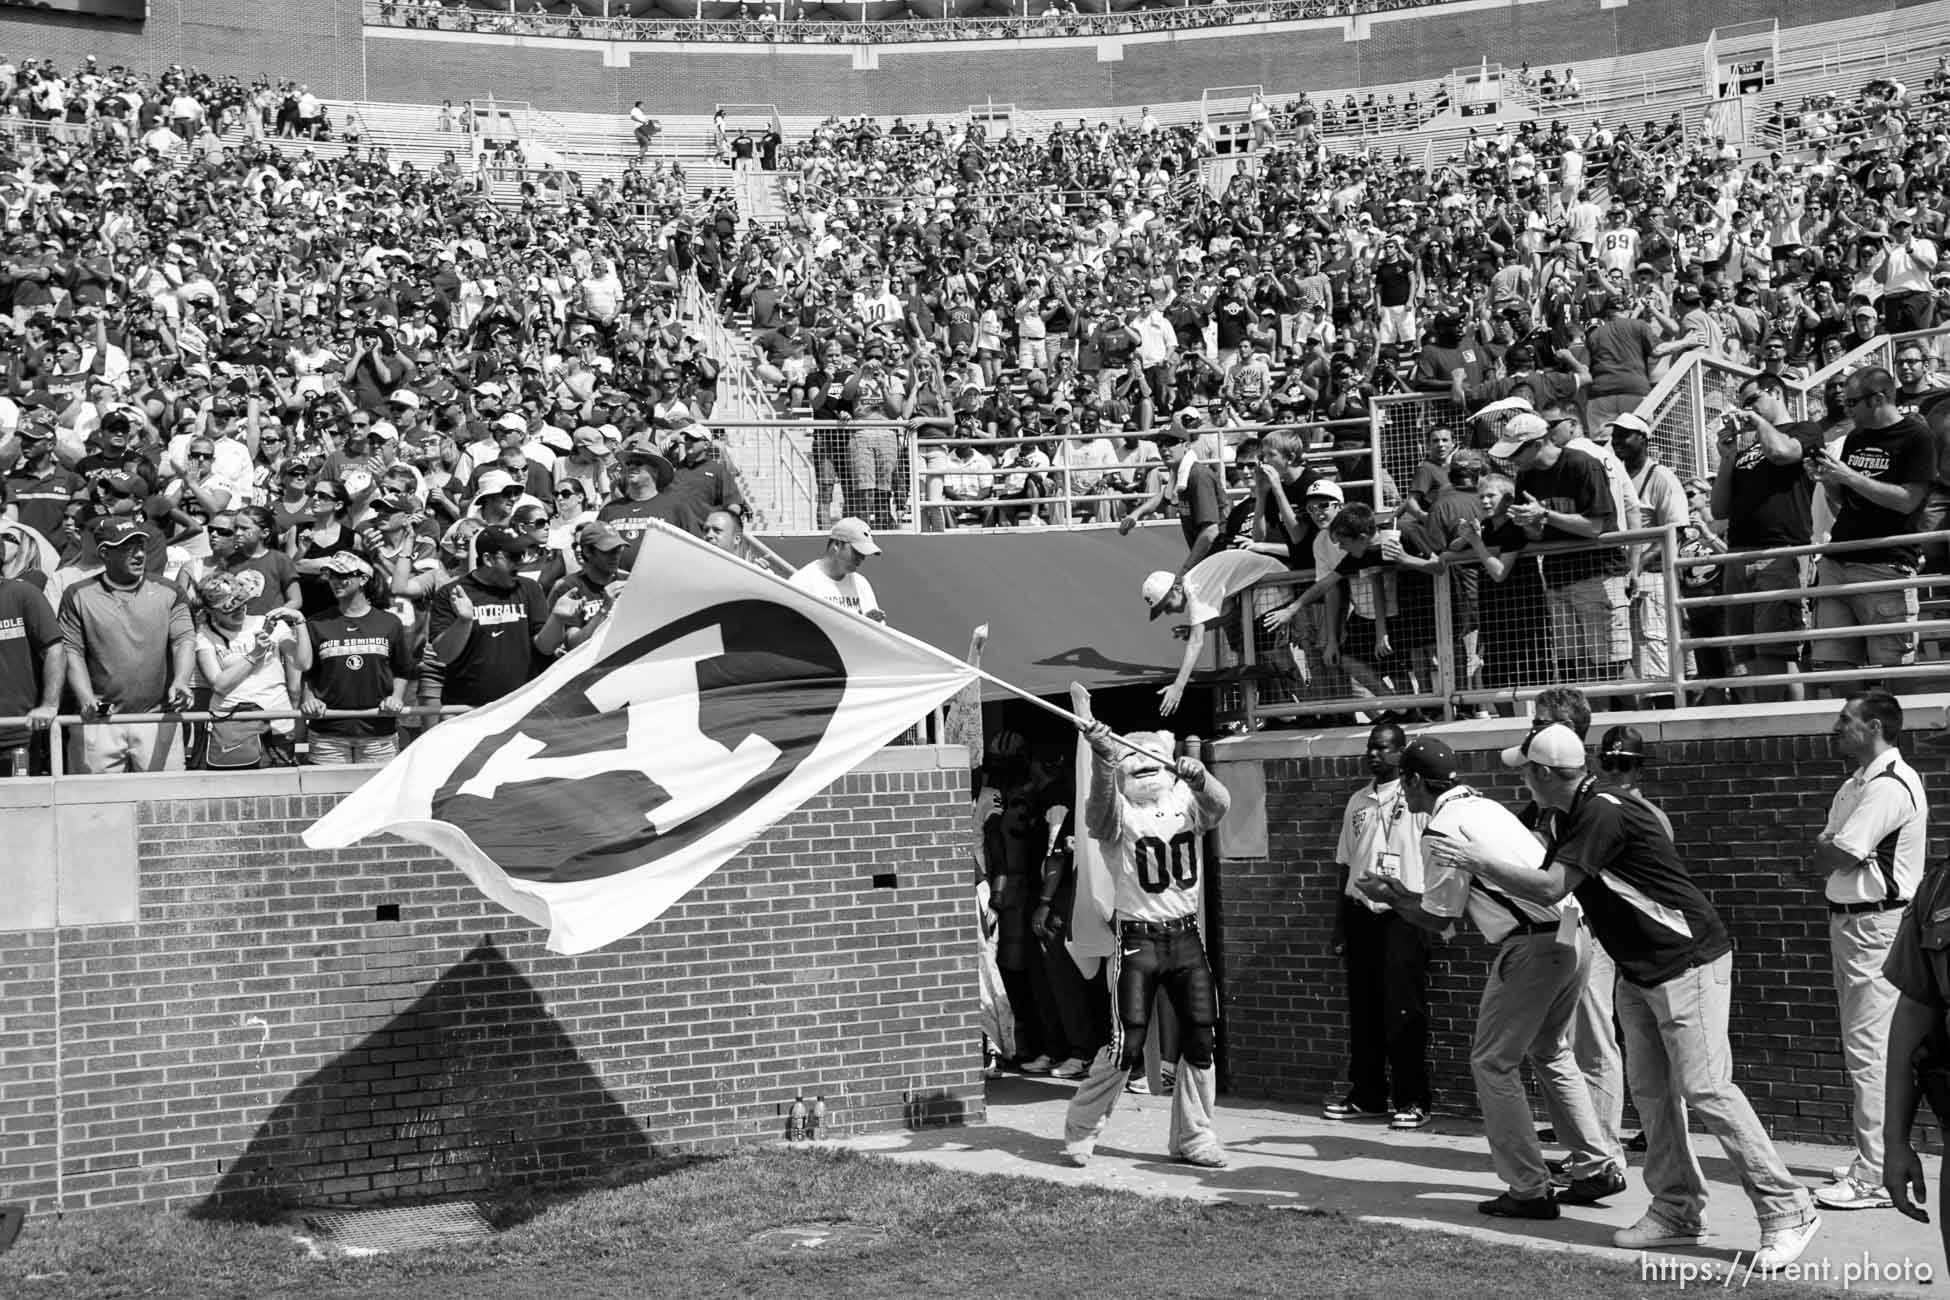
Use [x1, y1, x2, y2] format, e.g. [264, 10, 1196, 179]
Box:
[1210, 700, 1950, 1146]
[0, 746, 978, 1214]
[0, 0, 1927, 115]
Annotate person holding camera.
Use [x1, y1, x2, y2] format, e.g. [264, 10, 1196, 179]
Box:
[1711, 373, 1822, 701]
[1809, 368, 1933, 689]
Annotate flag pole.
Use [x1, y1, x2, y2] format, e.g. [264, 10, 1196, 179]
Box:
[961, 667, 1180, 770]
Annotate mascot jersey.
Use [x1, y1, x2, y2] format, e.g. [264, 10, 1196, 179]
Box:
[1109, 782, 1207, 924]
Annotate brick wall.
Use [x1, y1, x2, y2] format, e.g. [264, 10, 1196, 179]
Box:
[1213, 704, 1950, 1147]
[0, 0, 1922, 113]
[0, 747, 981, 1215]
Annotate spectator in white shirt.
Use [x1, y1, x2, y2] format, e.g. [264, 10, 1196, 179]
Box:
[788, 517, 885, 622]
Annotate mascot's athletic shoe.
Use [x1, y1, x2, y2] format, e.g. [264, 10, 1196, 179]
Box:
[1479, 1191, 1560, 1221]
[1174, 1146, 1229, 1169]
[1064, 1149, 1091, 1169]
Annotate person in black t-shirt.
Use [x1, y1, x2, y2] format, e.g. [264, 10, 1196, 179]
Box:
[1711, 374, 1819, 699]
[1471, 724, 1822, 1270]
[1811, 368, 1933, 683]
[420, 526, 564, 712]
[1494, 411, 1623, 683]
[294, 551, 411, 765]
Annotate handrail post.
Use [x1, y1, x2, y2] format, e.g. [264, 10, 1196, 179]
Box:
[1663, 523, 1687, 708]
[1239, 590, 1260, 734]
[49, 715, 63, 778]
[1432, 565, 1456, 721]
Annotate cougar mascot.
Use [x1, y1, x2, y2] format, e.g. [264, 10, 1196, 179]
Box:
[1062, 701, 1231, 1169]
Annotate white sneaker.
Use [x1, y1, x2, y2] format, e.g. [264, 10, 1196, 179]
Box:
[1613, 1214, 1708, 1250]
[1125, 1074, 1151, 1095]
[1815, 1176, 1891, 1211]
[1064, 1148, 1090, 1169]
[1174, 1146, 1229, 1169]
[1018, 1055, 1054, 1075]
[1753, 1215, 1821, 1271]
[1052, 1057, 1090, 1080]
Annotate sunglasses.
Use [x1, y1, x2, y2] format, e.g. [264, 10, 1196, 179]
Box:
[555, 488, 582, 498]
[188, 450, 214, 460]
[208, 525, 237, 537]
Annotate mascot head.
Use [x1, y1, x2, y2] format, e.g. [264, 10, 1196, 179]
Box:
[1114, 729, 1179, 807]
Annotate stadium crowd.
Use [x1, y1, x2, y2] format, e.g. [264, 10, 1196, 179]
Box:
[371, 0, 1439, 45]
[0, 49, 1946, 773]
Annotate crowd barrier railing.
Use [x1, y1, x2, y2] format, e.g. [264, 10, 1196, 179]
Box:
[1227, 524, 1950, 731]
[718, 414, 1383, 534]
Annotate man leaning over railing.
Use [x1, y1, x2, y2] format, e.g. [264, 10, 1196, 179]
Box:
[1809, 367, 1933, 693]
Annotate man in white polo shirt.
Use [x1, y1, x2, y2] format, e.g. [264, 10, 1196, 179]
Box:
[1812, 689, 1929, 1212]
[1358, 736, 1627, 1221]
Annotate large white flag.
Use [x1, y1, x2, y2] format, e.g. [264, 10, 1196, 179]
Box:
[304, 523, 978, 954]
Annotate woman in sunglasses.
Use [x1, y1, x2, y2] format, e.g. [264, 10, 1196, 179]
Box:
[289, 478, 370, 617]
[192, 571, 301, 769]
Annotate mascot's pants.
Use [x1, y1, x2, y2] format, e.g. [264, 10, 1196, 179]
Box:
[1063, 918, 1222, 1162]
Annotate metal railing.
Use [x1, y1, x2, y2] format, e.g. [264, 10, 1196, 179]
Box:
[1229, 524, 1950, 730]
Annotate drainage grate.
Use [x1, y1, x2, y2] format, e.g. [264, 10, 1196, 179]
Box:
[301, 1201, 496, 1255]
[746, 1220, 888, 1254]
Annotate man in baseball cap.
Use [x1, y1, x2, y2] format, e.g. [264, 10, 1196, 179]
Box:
[788, 517, 885, 621]
[1142, 549, 1286, 715]
[66, 513, 195, 772]
[1361, 730, 1629, 1221]
[1489, 411, 1553, 461]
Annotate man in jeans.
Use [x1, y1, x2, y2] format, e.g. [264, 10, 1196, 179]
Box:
[294, 552, 411, 764]
[1471, 724, 1821, 1272]
[1811, 367, 1931, 688]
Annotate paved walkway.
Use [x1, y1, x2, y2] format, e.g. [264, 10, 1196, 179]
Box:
[844, 1077, 1945, 1296]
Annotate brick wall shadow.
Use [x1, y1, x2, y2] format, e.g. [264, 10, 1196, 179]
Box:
[194, 940, 653, 1221]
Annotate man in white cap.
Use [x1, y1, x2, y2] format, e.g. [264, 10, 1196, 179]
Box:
[1466, 723, 1822, 1271]
[789, 517, 885, 623]
[1494, 409, 1626, 684]
[1142, 550, 1285, 715]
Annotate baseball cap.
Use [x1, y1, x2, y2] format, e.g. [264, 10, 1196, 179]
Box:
[827, 517, 881, 555]
[572, 425, 613, 454]
[102, 471, 145, 497]
[388, 389, 421, 410]
[1598, 724, 1648, 763]
[1303, 479, 1345, 504]
[94, 516, 145, 548]
[1501, 723, 1586, 769]
[1400, 736, 1460, 783]
[493, 412, 528, 433]
[577, 520, 627, 552]
[1608, 412, 1653, 438]
[1489, 412, 1551, 459]
[1140, 570, 1177, 619]
[472, 468, 519, 500]
[474, 525, 532, 558]
[318, 551, 373, 579]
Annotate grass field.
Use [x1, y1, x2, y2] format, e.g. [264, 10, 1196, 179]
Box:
[0, 1148, 1856, 1300]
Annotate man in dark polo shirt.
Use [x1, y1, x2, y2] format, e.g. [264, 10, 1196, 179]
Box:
[4, 420, 84, 548]
[420, 526, 563, 713]
[1881, 860, 1950, 1263]
[1711, 373, 1821, 700]
[0, 541, 60, 776]
[1811, 366, 1932, 688]
[598, 434, 689, 564]
[1470, 723, 1822, 1271]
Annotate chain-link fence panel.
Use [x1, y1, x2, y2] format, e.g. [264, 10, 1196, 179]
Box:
[1373, 393, 1465, 507]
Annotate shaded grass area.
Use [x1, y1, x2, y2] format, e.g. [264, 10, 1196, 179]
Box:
[2, 1148, 1856, 1300]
